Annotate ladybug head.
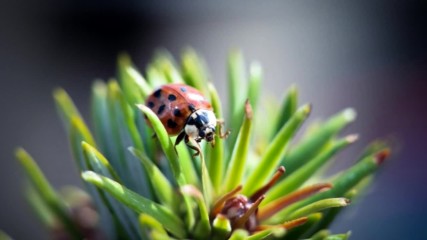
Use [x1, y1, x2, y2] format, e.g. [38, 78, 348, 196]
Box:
[185, 109, 217, 143]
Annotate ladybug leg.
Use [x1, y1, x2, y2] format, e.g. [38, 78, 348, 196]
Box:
[217, 119, 231, 139]
[174, 131, 186, 154]
[185, 136, 201, 157]
[210, 138, 216, 148]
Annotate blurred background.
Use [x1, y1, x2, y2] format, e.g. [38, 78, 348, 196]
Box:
[1, 1, 426, 239]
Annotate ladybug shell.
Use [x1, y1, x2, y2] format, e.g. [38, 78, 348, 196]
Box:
[145, 83, 212, 135]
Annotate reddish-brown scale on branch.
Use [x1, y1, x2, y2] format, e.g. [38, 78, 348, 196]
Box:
[211, 185, 242, 218]
[256, 216, 308, 231]
[220, 195, 256, 231]
[232, 195, 265, 230]
[258, 183, 333, 221]
[212, 167, 285, 232]
[374, 149, 391, 165]
[244, 99, 253, 119]
[250, 166, 285, 202]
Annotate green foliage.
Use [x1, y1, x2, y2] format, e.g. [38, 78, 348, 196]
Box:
[15, 49, 391, 240]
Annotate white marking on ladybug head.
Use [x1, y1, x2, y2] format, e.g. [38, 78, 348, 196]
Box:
[184, 124, 199, 139]
[185, 109, 217, 142]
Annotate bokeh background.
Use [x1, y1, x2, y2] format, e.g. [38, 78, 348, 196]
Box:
[1, 1, 426, 239]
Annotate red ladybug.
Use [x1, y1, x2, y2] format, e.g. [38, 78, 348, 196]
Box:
[145, 83, 228, 155]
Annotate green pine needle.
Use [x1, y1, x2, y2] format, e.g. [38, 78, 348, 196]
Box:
[13, 48, 392, 240]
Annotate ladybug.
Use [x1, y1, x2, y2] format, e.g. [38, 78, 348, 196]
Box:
[145, 83, 229, 155]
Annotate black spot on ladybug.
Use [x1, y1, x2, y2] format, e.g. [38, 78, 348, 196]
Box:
[158, 104, 166, 115]
[173, 108, 182, 117]
[180, 87, 187, 92]
[188, 104, 196, 112]
[154, 89, 162, 98]
[168, 94, 177, 101]
[147, 101, 155, 108]
[167, 119, 178, 128]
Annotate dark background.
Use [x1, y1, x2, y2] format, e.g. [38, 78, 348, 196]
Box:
[1, 1, 426, 239]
